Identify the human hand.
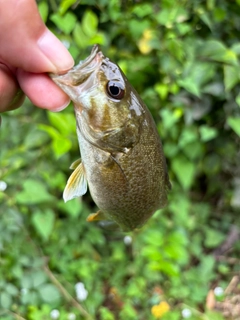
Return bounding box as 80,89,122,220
0,0,74,112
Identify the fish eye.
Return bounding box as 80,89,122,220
107,81,125,100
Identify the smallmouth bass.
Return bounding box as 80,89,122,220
50,45,171,231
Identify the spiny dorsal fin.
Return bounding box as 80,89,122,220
63,161,87,202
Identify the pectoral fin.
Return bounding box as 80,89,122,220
87,210,107,222
63,161,87,202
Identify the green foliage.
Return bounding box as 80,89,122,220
1,0,240,319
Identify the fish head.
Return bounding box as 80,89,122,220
50,45,144,135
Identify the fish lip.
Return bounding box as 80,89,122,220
76,44,100,71
49,45,104,87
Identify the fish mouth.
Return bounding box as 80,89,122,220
49,45,103,99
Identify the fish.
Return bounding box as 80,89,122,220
50,45,171,231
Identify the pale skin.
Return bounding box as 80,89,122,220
0,0,74,112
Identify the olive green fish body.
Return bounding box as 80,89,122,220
50,46,170,231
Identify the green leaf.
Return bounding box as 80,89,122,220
160,109,181,130
21,274,33,289
99,307,115,320
199,125,218,141
236,92,240,107
73,22,89,48
38,124,60,140
151,260,180,276
183,141,203,160
24,128,49,149
179,127,198,148
52,137,72,158
167,38,184,62
231,42,240,55
200,12,213,30
21,291,39,306
170,196,190,226
204,228,225,248
50,12,77,34
57,198,83,218
0,292,12,309
32,271,47,288
16,179,54,204
178,62,216,97
205,311,225,320
154,83,169,100
227,117,240,136
59,0,77,15
172,155,196,190
129,19,150,40
131,3,152,18
38,121,73,158
176,23,191,35
47,112,76,136
82,10,98,37
5,284,18,296
38,284,61,303
199,256,215,279
155,6,188,26
155,9,170,26
178,78,200,97
163,142,179,158
224,65,239,91
144,230,164,247
198,40,238,66
88,32,107,46
119,302,138,319
38,1,49,23
32,209,55,241
213,7,226,22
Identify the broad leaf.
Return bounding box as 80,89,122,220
227,117,240,136
16,180,54,204
172,155,196,190
32,209,55,241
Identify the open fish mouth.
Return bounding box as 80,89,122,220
49,45,104,89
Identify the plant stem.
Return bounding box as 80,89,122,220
43,265,93,320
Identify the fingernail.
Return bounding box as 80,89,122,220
38,30,74,72
51,98,71,112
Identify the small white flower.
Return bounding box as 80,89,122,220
0,181,7,191
182,308,192,318
75,282,88,301
61,40,70,49
124,235,132,245
214,286,224,296
20,288,28,295
68,313,76,320
50,309,60,319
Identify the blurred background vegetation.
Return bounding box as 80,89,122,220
1,0,240,319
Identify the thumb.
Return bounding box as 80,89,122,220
0,0,74,73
